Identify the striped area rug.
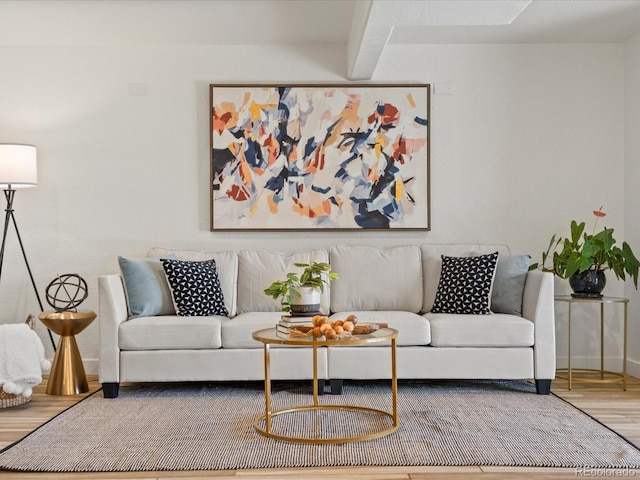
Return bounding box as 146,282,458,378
1,380,640,472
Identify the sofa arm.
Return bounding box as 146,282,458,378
98,275,128,384
522,270,555,380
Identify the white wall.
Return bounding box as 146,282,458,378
0,42,629,376
625,32,640,378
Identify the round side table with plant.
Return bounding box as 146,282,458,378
530,207,640,297
264,262,339,315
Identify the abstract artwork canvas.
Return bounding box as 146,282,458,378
210,84,430,230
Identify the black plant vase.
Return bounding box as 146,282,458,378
569,269,606,298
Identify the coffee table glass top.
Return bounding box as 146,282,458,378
252,327,397,346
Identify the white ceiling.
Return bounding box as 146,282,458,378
2,0,640,79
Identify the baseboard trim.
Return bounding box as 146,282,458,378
83,359,99,375
556,355,640,379
627,359,640,379
73,357,640,380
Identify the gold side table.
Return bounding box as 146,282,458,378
252,327,399,444
38,310,96,395
555,295,628,390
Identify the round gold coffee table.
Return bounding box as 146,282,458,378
252,327,398,444
39,310,96,395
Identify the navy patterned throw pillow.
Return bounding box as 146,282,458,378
431,252,499,315
161,259,228,317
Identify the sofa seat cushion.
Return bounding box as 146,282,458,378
221,312,285,349
119,316,223,350
330,311,430,346
425,313,533,347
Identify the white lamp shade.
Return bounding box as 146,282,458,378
0,144,38,188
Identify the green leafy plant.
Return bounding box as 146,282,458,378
530,208,640,288
263,262,340,312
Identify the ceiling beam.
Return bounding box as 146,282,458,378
346,0,531,81
347,0,393,81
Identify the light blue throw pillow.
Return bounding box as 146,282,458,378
118,255,176,318
491,254,531,316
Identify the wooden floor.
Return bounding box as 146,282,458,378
1,374,640,479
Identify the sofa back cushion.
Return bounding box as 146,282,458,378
421,244,510,313
237,249,330,314
147,248,238,317
330,245,423,313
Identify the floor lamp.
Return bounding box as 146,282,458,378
0,144,55,350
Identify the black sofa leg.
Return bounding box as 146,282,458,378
317,379,325,395
535,379,551,395
330,379,343,395
102,382,120,398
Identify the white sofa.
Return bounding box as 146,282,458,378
98,244,555,398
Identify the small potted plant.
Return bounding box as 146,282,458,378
264,262,339,314
530,208,640,297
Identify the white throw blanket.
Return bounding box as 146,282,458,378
0,323,51,397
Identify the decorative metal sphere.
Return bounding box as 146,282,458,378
45,274,88,312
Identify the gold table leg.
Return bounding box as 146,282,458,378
623,302,628,391
392,337,398,427
568,302,572,390
312,344,318,406
600,303,605,380
263,343,271,434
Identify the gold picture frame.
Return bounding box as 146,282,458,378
210,84,430,231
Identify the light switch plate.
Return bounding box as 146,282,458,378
434,83,452,95
128,83,149,96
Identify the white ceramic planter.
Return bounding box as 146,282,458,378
290,286,321,315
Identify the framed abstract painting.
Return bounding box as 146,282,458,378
210,84,430,231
